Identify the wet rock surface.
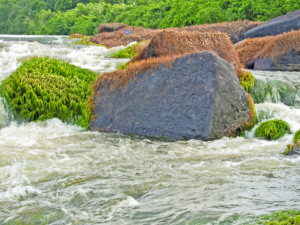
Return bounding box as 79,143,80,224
245,10,300,38
90,51,250,140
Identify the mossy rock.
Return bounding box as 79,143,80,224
71,36,106,47
69,33,84,39
110,42,144,59
258,210,300,225
239,70,255,94
293,129,300,144
255,119,291,140
0,57,99,128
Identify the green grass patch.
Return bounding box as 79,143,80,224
254,119,291,140
239,70,255,94
71,36,106,47
0,57,99,128
293,130,300,144
258,210,300,225
110,42,140,59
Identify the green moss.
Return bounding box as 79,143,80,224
110,42,140,59
239,70,255,94
71,36,106,47
258,210,300,225
0,57,98,129
254,119,291,140
117,62,130,70
283,144,294,155
293,130,300,144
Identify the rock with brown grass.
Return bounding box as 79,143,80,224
97,23,128,34
69,33,84,39
133,30,243,77
89,51,250,140
245,9,300,39
90,20,261,48
236,30,300,70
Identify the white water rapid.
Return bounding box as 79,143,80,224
0,35,300,225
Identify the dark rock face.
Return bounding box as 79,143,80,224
245,10,300,38
254,50,300,71
89,52,250,140
97,23,128,34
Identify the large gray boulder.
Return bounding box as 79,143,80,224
89,51,250,140
245,10,300,39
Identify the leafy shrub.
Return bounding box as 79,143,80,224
0,57,98,128
254,119,291,140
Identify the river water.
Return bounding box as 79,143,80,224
0,35,300,225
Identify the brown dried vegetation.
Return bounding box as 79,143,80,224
93,55,178,95
133,30,243,78
90,20,262,48
235,37,272,65
69,33,84,39
236,30,300,66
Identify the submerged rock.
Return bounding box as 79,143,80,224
90,51,250,140
245,9,300,38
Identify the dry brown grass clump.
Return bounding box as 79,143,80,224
235,36,274,66
133,30,243,77
172,20,262,43
90,20,262,47
93,55,178,95
256,30,300,60
236,30,300,67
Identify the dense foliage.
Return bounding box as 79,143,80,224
255,119,291,140
0,57,98,128
0,0,299,35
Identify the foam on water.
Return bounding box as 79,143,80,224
1,37,300,224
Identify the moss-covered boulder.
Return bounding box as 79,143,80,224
0,57,98,128
255,119,290,140
258,210,300,224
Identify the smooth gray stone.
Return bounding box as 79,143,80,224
254,50,300,71
90,51,250,140
245,10,300,38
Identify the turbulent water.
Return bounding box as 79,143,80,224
1,35,300,225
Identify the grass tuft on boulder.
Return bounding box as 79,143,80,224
293,130,300,144
0,57,98,128
239,70,255,94
255,119,291,140
258,210,300,225
69,33,84,39
110,42,147,59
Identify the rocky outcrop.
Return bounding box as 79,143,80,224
69,33,84,39
89,51,250,140
235,30,300,71
245,10,300,39
90,26,160,48
90,20,262,47
133,30,243,77
97,23,128,34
